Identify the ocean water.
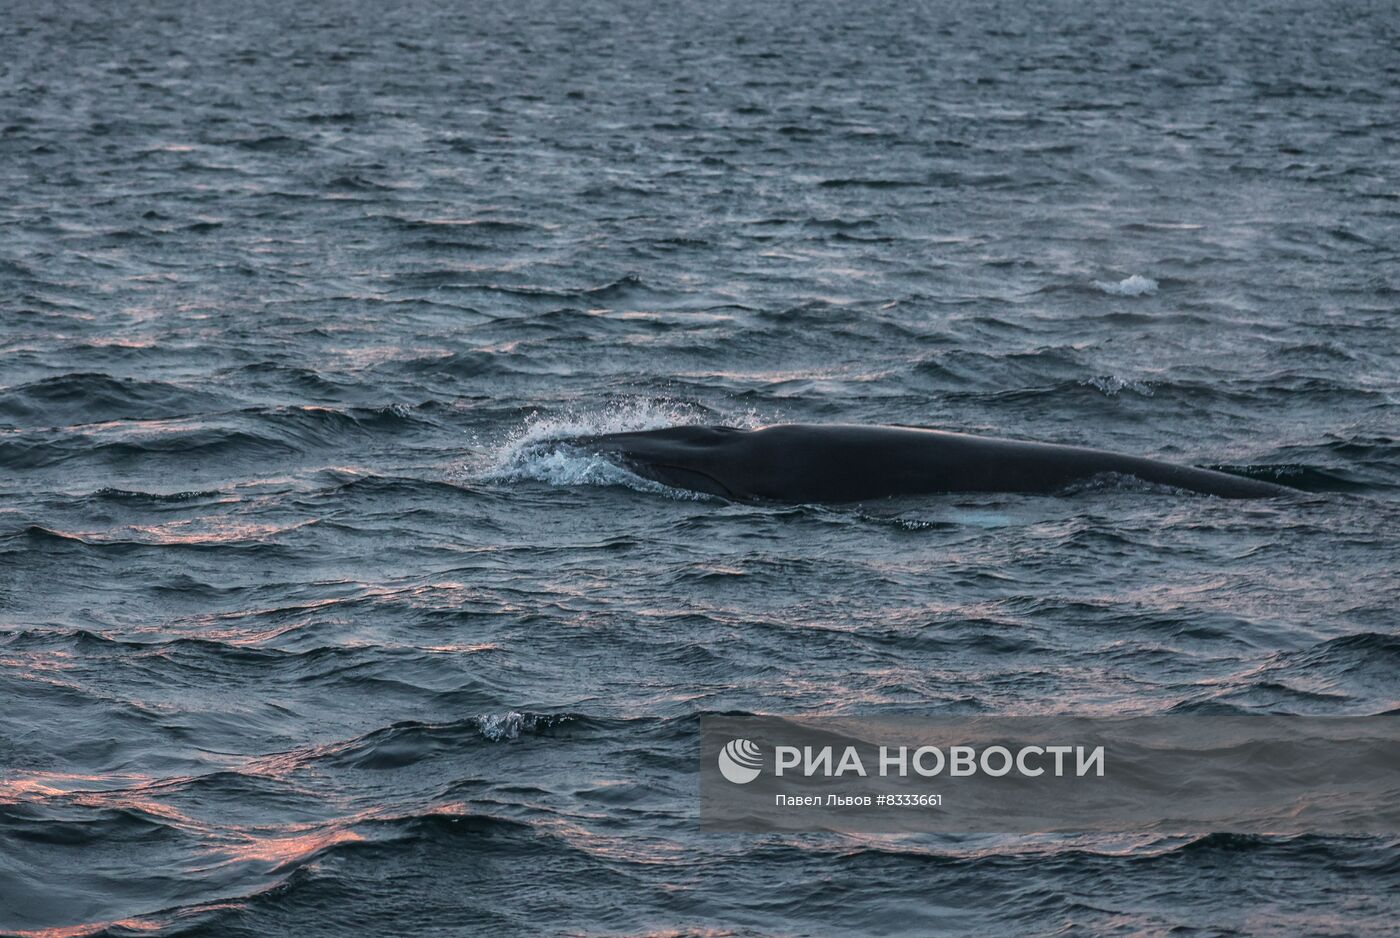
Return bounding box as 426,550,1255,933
2,0,1398,934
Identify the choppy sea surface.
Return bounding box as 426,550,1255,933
2,0,1398,934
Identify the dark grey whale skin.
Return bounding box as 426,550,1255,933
572,424,1295,502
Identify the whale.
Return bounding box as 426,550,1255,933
567,424,1294,502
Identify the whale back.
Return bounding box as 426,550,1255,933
570,424,1294,502
570,425,746,498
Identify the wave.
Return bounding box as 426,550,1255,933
327,711,587,770
371,349,531,380
0,797,541,936
299,112,360,125
817,177,925,189
936,372,1390,422
87,487,226,505
376,214,539,234
912,347,1089,389
1253,633,1400,705
306,472,481,503
17,524,306,557
0,405,433,469
1166,631,1400,715
218,133,308,152
386,272,657,304
412,236,495,252
0,373,229,426
0,428,302,470
219,362,353,397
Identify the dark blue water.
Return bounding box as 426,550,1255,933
2,0,1398,934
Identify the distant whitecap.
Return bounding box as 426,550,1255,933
1093,274,1159,296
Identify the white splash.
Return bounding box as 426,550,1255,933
476,711,520,741
1083,374,1154,396
475,399,759,498
1093,274,1158,296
